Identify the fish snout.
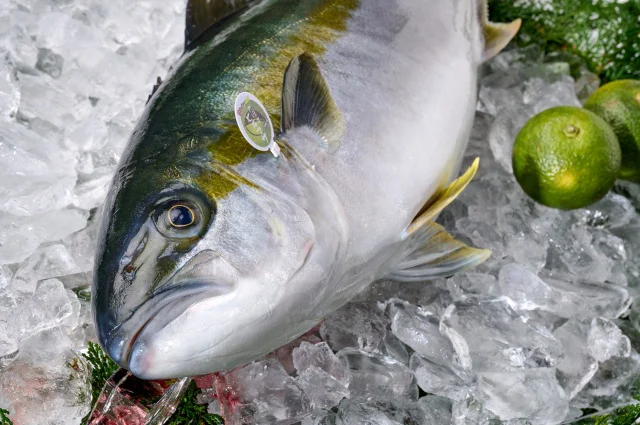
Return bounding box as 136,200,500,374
95,250,238,376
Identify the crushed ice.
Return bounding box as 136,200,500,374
1,2,640,425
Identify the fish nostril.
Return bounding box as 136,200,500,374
122,263,136,281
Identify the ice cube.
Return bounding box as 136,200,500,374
588,317,631,363
574,353,640,410
337,348,418,403
417,395,453,424
35,48,64,78
357,279,449,310
523,75,581,113
486,104,532,173
297,366,350,410
545,222,614,283
267,331,322,375
410,353,477,401
441,297,564,371
7,24,39,70
0,328,91,425
553,319,599,399
380,331,409,365
477,368,569,424
574,69,600,102
14,278,79,341
0,51,20,120
293,341,350,387
18,71,82,129
446,273,500,301
217,359,312,424
389,300,455,366
485,45,544,74
335,400,425,425
301,410,337,425
74,172,112,211
498,264,629,319
574,193,635,229
452,396,500,425
0,121,77,216
456,218,506,259
11,244,80,297
320,302,386,352
61,219,99,276
0,207,88,265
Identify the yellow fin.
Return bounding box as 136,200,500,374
405,158,480,238
389,220,491,281
483,19,522,62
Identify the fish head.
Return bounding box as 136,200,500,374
92,129,347,379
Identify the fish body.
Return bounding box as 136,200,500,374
93,0,519,379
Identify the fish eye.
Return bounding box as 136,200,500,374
153,198,209,239
168,204,195,228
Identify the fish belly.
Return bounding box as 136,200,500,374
295,0,483,267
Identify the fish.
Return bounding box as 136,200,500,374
92,0,520,379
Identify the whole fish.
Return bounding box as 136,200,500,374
93,0,520,379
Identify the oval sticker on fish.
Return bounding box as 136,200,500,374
234,92,280,157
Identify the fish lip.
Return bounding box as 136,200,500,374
116,282,212,370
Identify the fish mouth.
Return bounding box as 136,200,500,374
104,250,239,372
106,282,214,371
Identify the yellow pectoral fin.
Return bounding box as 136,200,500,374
405,157,479,237
390,220,491,281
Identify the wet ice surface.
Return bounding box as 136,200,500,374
2,2,640,425
0,0,185,423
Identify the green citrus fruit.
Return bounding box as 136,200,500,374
584,79,640,182
512,106,621,210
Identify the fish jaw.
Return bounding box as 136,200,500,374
98,250,239,371
125,276,321,379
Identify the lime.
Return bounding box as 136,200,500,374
584,80,640,182
512,106,621,210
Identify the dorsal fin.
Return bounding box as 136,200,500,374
281,53,345,153
477,0,521,61
185,0,252,49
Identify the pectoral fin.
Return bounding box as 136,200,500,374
389,221,491,281
389,158,490,281
281,53,345,152
478,0,521,61
405,158,479,237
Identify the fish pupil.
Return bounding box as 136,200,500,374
168,205,194,227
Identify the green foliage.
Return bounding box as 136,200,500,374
594,398,640,425
488,0,640,82
573,396,640,425
0,408,13,425
168,381,224,425
80,342,224,424
82,341,120,410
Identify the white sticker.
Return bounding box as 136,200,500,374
234,92,280,157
